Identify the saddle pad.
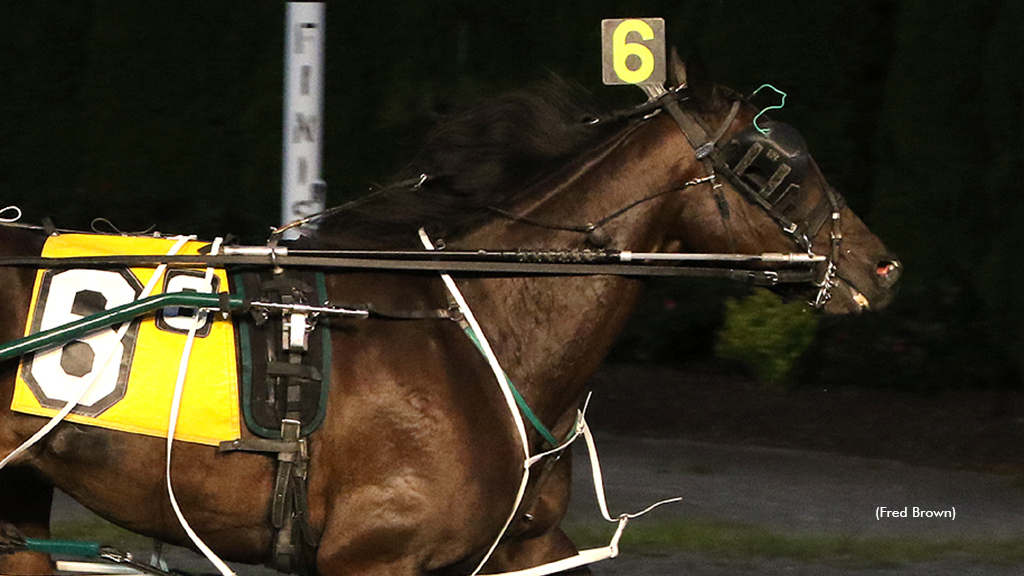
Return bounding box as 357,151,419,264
11,234,240,446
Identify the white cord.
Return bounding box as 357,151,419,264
417,229,530,454
415,229,681,576
163,237,236,576
0,205,22,223
0,236,192,471
417,230,532,575
479,420,682,576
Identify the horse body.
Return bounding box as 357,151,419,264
1,58,899,576
306,117,685,575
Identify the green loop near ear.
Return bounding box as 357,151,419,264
752,84,787,135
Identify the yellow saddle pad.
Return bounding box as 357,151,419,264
11,234,240,445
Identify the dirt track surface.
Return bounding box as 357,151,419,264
47,363,1024,575
564,434,1024,576
49,433,1024,575
567,435,1023,539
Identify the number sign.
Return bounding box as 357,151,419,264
601,18,666,86
20,269,143,415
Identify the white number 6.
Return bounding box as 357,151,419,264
20,269,142,416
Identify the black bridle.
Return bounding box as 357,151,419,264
652,84,845,307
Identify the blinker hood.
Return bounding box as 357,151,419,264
714,121,810,209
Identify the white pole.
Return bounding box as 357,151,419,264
282,2,326,239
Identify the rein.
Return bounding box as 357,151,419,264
486,174,716,248
463,84,846,307
0,86,846,303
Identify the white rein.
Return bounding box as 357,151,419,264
418,229,680,576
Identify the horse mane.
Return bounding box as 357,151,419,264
306,80,619,248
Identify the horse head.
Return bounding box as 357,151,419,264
653,52,901,314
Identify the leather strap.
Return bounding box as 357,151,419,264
0,253,820,286
267,361,323,381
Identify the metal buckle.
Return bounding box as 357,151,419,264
812,261,837,308
283,312,311,352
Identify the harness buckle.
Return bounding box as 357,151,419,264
812,261,838,308
694,142,714,159
283,312,311,352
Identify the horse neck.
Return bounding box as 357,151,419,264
0,227,45,340
450,117,699,436
0,226,46,431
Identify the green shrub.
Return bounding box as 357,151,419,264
715,289,819,388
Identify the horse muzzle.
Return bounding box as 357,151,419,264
825,254,902,314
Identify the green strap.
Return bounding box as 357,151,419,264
460,325,560,447
0,292,245,363
24,537,102,557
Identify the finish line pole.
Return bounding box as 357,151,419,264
282,2,326,239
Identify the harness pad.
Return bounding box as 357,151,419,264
232,269,332,439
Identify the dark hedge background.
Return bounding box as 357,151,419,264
1,1,1021,390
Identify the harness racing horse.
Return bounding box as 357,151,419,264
0,56,900,576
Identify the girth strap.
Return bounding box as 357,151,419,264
219,419,319,573
221,270,330,574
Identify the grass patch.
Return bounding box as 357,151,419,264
51,518,152,550
564,517,1024,568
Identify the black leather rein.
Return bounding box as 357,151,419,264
0,250,818,287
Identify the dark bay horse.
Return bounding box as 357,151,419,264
0,57,899,575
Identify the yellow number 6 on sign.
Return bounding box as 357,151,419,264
602,18,666,85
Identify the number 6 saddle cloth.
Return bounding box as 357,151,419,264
11,234,241,446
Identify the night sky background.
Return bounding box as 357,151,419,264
1,1,1022,391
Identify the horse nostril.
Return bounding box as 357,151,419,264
875,259,902,287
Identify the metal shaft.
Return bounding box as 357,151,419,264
0,293,243,363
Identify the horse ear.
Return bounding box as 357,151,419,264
669,47,716,111
667,47,688,87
